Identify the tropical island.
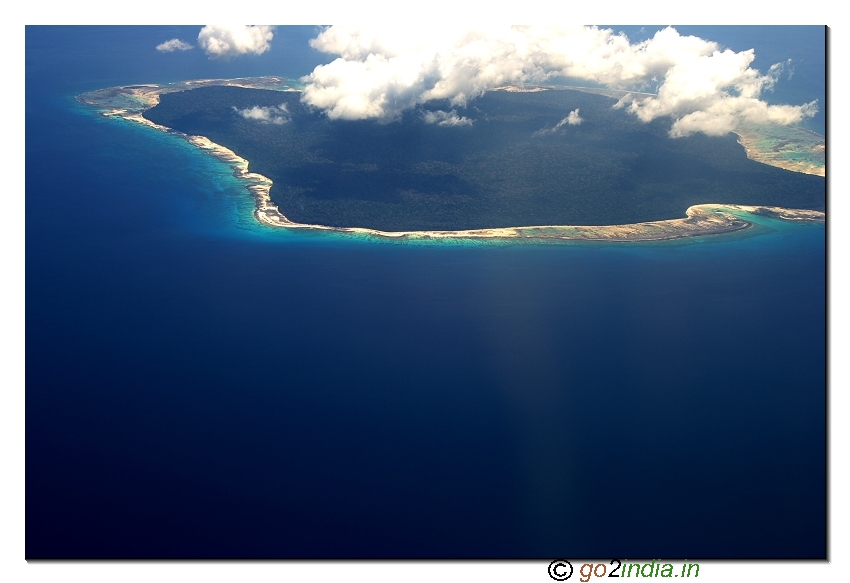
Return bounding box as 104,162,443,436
79,77,825,241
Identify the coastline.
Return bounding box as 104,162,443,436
735,127,826,177
78,78,826,243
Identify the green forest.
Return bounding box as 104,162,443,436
144,86,825,231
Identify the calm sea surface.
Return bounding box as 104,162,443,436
25,27,825,558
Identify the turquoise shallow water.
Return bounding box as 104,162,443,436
91,99,822,253
27,28,826,559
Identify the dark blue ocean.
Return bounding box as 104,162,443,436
25,27,825,559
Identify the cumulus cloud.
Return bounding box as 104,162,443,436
156,39,193,52
300,25,816,137
233,104,290,124
198,25,274,59
559,108,583,126
534,108,583,136
668,98,817,138
422,109,473,126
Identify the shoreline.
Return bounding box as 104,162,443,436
78,78,826,243
735,129,826,178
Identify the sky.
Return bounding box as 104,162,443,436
8,4,847,583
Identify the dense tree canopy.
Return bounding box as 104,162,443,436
145,86,825,231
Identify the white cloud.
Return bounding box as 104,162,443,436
622,47,814,135
422,109,473,126
559,108,582,127
300,25,816,137
534,108,583,136
156,39,193,52
198,25,274,59
769,58,795,82
233,104,290,125
668,98,817,138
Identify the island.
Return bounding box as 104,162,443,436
78,77,825,241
